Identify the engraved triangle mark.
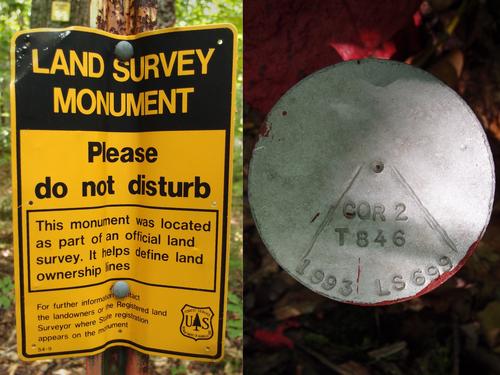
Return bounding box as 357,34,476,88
300,163,458,260
390,166,457,253
301,164,364,259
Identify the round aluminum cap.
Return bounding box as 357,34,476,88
248,59,495,305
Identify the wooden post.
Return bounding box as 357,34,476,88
86,0,158,374
92,0,157,34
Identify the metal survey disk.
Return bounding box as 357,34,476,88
248,59,495,305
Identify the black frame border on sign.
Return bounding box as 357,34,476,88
12,24,236,361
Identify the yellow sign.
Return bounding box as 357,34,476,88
51,1,71,22
11,25,237,361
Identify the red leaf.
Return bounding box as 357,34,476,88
253,320,300,349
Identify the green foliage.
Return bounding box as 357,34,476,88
170,364,187,375
0,196,11,221
229,205,243,339
0,275,14,309
176,0,241,27
0,0,30,157
229,237,242,274
229,205,242,278
226,291,242,339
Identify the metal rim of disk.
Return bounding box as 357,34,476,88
248,59,495,305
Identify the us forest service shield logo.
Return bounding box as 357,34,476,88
180,304,214,340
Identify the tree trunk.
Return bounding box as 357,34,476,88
93,0,160,34
157,0,175,28
87,2,167,373
30,0,171,32
30,0,90,28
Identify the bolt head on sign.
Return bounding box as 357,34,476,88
112,280,130,298
114,41,134,61
248,59,495,305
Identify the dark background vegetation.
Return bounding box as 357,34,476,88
244,1,500,374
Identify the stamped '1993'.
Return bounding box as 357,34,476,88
295,255,453,299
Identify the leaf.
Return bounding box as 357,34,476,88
0,275,13,309
368,341,407,360
228,291,241,304
227,292,243,314
170,364,187,375
0,295,11,309
227,319,242,339
478,301,500,351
